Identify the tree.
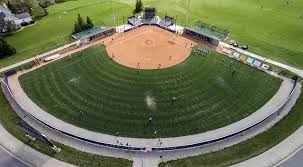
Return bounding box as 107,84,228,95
134,0,144,14
0,18,18,33
86,16,94,29
138,0,144,12
6,20,18,32
77,13,85,30
73,21,81,34
0,38,16,59
73,14,85,34
7,1,18,14
72,14,95,34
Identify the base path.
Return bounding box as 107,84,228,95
106,25,198,69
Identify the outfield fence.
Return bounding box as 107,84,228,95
0,74,298,152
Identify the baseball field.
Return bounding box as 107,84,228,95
2,0,303,68
107,26,198,69
19,44,281,138
0,0,302,166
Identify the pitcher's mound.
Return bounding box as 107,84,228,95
106,26,197,69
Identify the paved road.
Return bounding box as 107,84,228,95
0,145,29,167
279,147,303,167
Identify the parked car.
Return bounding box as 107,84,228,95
229,41,239,47
242,45,248,50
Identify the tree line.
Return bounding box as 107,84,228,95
73,14,94,34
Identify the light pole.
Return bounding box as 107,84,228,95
185,0,191,27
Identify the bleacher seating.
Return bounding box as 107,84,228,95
159,16,174,27
128,16,142,26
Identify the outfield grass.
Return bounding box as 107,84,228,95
2,0,303,68
19,45,281,138
159,90,303,167
0,88,132,167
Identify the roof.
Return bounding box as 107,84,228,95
16,13,31,19
0,5,11,14
144,7,156,11
0,12,5,20
72,27,114,40
0,11,18,21
187,26,225,41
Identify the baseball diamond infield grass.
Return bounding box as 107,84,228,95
19,45,281,138
1,0,303,68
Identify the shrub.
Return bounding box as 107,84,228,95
0,38,16,59
21,22,29,26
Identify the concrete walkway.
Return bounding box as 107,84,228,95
4,70,300,167
225,43,303,78
232,126,303,167
0,41,78,74
224,44,303,167
3,81,300,167
0,145,29,167
0,123,75,167
279,143,303,167
7,73,293,148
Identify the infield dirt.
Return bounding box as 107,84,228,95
106,25,198,69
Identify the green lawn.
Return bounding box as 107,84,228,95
0,87,132,167
2,0,303,68
19,45,281,138
159,90,303,167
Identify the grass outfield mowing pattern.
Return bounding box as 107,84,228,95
0,89,132,167
159,91,303,167
19,45,281,138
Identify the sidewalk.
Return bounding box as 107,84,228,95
0,123,75,167
231,126,303,167
0,145,29,167
279,144,303,167
222,42,303,78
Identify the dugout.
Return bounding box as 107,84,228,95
72,27,116,44
183,27,225,46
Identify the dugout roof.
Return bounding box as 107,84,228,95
188,26,225,41
72,27,114,40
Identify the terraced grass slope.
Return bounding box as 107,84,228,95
19,45,281,138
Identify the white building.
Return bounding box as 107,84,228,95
16,13,32,24
0,4,33,32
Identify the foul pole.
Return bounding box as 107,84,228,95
185,0,191,27
123,16,125,31
112,7,116,26
175,15,177,30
